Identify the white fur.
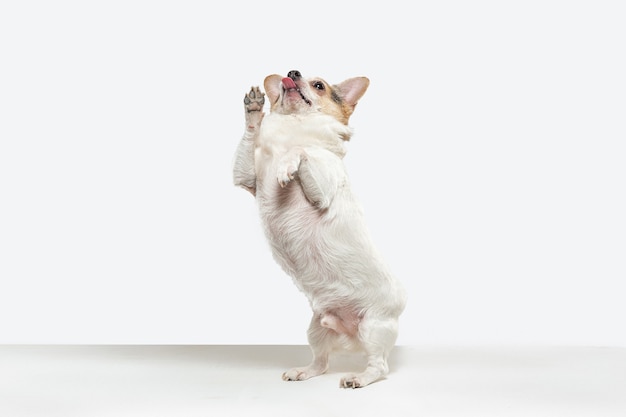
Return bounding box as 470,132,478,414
233,75,406,388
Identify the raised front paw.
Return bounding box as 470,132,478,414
244,86,265,127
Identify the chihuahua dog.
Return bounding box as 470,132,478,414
233,70,406,388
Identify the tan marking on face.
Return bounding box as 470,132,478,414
262,72,370,128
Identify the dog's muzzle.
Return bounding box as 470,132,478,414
283,70,311,105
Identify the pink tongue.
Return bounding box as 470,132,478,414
282,77,297,89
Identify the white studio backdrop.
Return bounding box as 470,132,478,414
1,1,624,346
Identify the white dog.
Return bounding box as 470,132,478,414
233,70,406,388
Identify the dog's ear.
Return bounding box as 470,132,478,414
264,74,283,109
336,77,370,108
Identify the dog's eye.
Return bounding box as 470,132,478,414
313,81,325,90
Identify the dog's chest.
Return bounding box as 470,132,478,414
253,113,347,175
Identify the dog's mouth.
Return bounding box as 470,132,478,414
282,77,312,106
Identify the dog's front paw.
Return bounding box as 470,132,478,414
277,165,298,188
277,154,301,188
244,86,265,128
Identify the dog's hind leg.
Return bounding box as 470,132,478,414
339,315,399,388
282,314,334,382
233,86,264,196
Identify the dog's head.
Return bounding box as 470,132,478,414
264,70,369,126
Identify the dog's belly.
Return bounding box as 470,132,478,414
257,181,332,281
256,178,404,317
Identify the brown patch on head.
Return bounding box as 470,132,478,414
314,77,370,125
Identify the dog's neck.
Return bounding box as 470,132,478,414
259,112,352,158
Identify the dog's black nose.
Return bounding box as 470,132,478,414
287,70,302,81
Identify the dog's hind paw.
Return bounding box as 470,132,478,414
340,369,385,389
282,369,308,381
244,86,265,127
283,363,326,381
340,374,363,389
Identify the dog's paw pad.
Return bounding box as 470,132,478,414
244,87,265,127
244,86,265,112
340,375,362,389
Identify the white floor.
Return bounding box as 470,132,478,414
1,345,625,417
